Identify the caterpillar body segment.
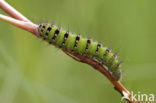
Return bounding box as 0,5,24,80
38,23,122,81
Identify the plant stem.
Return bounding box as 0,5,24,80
0,0,30,22
0,14,37,35
0,0,141,103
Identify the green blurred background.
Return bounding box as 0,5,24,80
0,0,156,103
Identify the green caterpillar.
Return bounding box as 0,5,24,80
38,23,122,81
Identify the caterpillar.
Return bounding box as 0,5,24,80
37,23,122,81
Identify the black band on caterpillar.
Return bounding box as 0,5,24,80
85,39,91,51
52,27,60,41
96,43,101,54
39,23,47,36
45,24,53,37
74,34,80,48
62,31,69,46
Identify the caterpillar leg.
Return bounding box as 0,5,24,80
63,49,81,61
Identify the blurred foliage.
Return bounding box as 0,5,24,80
0,0,156,103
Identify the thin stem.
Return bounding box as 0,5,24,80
0,0,141,103
0,0,30,22
0,14,37,35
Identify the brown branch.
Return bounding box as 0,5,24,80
63,49,140,103
0,0,141,103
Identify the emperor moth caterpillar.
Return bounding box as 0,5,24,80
38,23,122,81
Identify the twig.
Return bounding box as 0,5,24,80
0,14,37,35
0,0,30,22
0,0,141,103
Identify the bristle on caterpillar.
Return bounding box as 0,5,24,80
37,23,122,81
